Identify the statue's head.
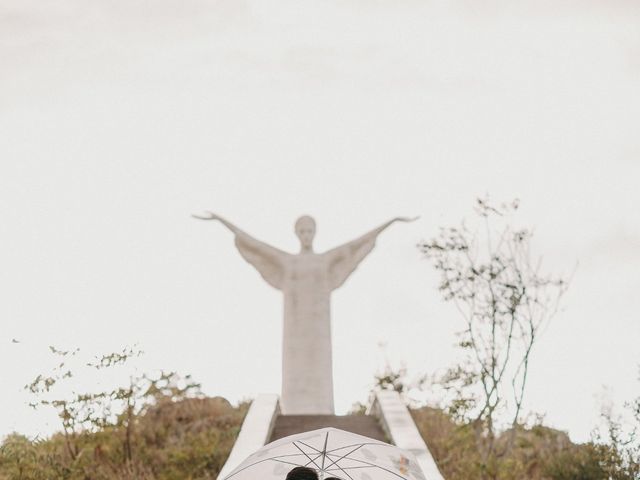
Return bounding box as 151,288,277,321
294,215,316,250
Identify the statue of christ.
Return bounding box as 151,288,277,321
193,212,416,415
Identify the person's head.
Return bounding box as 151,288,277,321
286,466,318,480
294,215,316,251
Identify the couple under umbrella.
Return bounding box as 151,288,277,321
221,427,427,480
287,466,340,480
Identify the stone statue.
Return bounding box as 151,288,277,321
193,212,416,415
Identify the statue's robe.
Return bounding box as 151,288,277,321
234,231,376,414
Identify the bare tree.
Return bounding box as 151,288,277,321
419,198,569,478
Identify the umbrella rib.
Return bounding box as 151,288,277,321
326,442,387,454
329,461,355,480
328,457,410,480
298,441,322,454
323,444,364,470
272,459,315,468
293,441,322,470
321,431,329,471
222,458,273,479
304,452,324,469
271,453,316,459
326,465,373,470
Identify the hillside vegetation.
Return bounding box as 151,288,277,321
0,396,247,480
2,396,637,480
412,406,638,480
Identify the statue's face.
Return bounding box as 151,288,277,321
295,216,316,249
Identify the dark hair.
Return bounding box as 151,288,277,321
286,467,318,480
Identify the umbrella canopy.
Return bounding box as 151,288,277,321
222,427,427,480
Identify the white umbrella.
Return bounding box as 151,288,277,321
222,427,427,480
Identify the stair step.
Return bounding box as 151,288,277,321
269,415,387,443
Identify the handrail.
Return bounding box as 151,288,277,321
369,390,445,480
217,394,280,480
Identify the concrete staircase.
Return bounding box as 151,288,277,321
216,393,445,480
269,414,387,442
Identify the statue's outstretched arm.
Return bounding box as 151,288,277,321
192,211,287,254
192,211,243,235
192,212,289,291
324,216,418,290
344,216,419,254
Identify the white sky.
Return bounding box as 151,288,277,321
1,0,639,443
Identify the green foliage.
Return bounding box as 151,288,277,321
374,364,409,395
0,434,44,480
411,406,634,480
587,388,640,480
0,397,247,480
0,346,247,480
541,443,609,480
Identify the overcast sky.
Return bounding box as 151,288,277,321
1,0,639,444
